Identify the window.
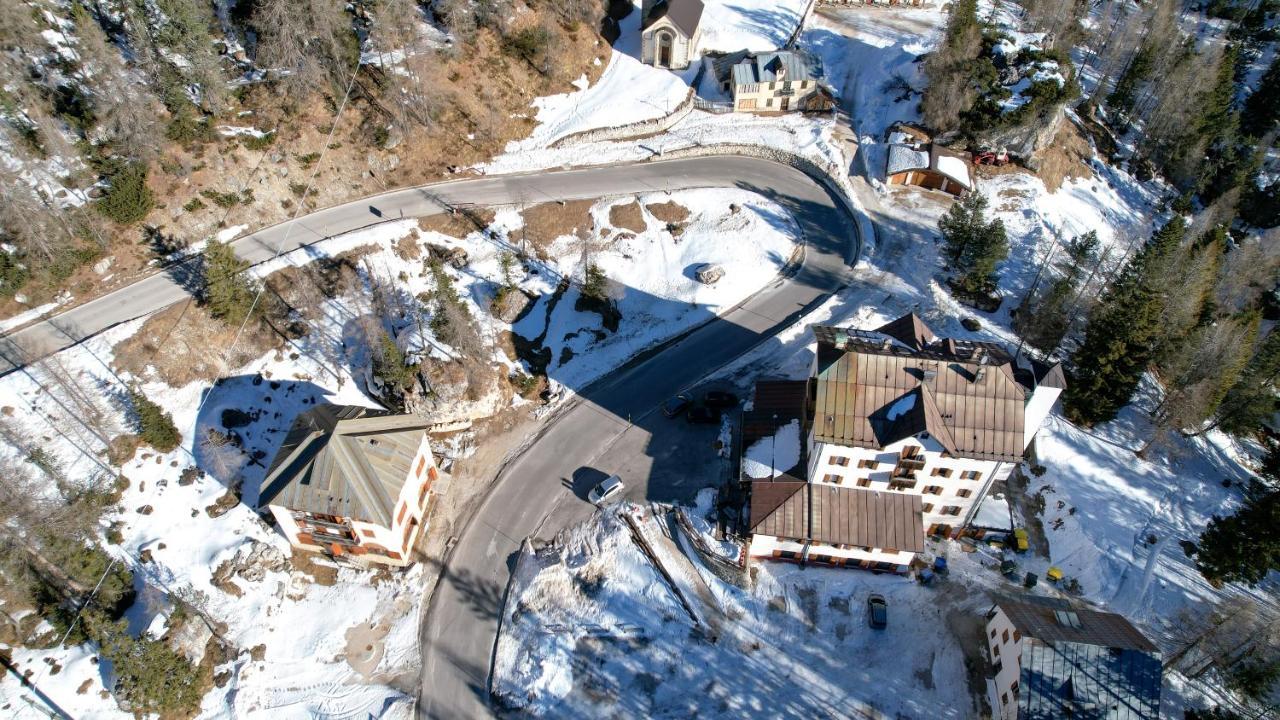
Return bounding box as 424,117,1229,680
830,456,850,467
1001,693,1008,706
428,466,438,482
418,480,431,508
360,529,375,538
396,503,407,525
922,503,934,513
1010,680,1019,694
992,643,1000,657
769,82,776,91
930,467,953,477
822,473,841,483
990,628,998,639
942,506,962,516
766,98,774,107
960,470,982,480
782,81,793,92
415,456,426,478
857,478,871,487
956,489,973,498
402,517,419,549
1013,630,1021,642
923,485,943,495
739,98,757,110
858,459,879,469
1002,629,1010,643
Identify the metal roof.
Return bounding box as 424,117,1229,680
997,595,1159,653
731,51,820,87
810,316,1027,462
257,405,433,526
887,142,930,176
749,482,925,552
642,0,704,36
997,596,1162,719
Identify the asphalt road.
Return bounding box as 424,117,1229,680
0,156,824,372
0,154,860,717
416,157,860,718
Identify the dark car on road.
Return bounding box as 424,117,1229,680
662,393,693,417
702,390,739,408
686,406,722,424
867,594,888,629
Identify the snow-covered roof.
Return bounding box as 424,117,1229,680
741,419,801,479
886,142,930,176
933,152,973,190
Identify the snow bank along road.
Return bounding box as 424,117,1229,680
0,155,861,714
417,158,860,718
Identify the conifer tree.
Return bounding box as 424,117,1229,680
127,386,181,452
1107,43,1155,117
938,192,1008,296
1064,218,1186,425
1241,53,1280,139
202,239,259,326
1196,483,1280,587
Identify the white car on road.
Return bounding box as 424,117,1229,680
588,475,625,505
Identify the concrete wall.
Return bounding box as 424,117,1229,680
985,605,1025,719
748,533,914,569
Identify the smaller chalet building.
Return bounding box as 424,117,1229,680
986,595,1162,719
727,51,833,113
258,405,441,567
641,0,704,70
886,130,975,196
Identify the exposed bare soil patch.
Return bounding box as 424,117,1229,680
644,201,691,225
417,208,495,239
1033,120,1094,192
112,302,282,386
608,201,646,233
520,200,596,254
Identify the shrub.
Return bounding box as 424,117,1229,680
87,614,204,716
128,386,181,452
183,197,206,213
504,25,553,62
294,152,321,168
0,249,29,298
47,244,102,283
241,131,276,151
200,189,242,208
97,163,155,224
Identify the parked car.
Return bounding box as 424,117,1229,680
588,475,625,505
867,593,888,629
865,591,885,625
686,406,722,424
662,393,693,417
702,390,739,408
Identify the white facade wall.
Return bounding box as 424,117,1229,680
733,79,819,112
806,433,1005,533
1022,385,1063,450
641,22,697,69
985,606,1025,720
748,534,914,569
271,435,441,568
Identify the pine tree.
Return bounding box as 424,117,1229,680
938,193,1008,296
1064,218,1186,425
202,239,259,325
582,263,608,301
1196,484,1280,587
1107,43,1155,117
1017,231,1098,352
1241,53,1280,138
127,386,181,452
1214,329,1280,435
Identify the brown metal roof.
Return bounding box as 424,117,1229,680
875,313,935,351
642,0,704,36
258,405,432,526
810,317,1027,462
749,482,925,553
996,595,1159,654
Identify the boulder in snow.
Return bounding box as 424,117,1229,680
695,263,725,285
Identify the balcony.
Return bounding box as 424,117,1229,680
888,479,917,491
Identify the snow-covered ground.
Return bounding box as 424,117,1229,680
0,185,802,718
495,505,996,718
